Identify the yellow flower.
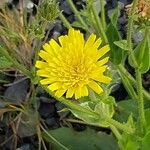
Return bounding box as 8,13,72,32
35,28,111,99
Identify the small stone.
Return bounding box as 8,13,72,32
119,0,127,5
60,1,72,15
16,144,30,150
38,102,55,118
132,30,144,43
52,31,61,40
39,96,56,103
26,1,34,9
46,117,57,127
55,102,69,118
118,15,127,25
4,77,29,103
53,22,63,33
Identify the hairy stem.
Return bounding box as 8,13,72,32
110,125,122,140
118,65,150,100
136,70,146,134
127,0,138,67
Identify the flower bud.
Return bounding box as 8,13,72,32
38,0,59,22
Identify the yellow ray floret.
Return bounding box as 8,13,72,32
35,28,112,99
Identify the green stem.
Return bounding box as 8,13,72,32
89,9,100,36
66,0,90,32
127,0,138,46
59,13,72,29
127,0,138,67
91,4,108,43
100,0,106,30
118,65,150,100
136,69,146,134
118,68,138,100
110,125,122,140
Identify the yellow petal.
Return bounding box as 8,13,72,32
88,81,103,94
68,28,75,38
93,38,102,49
49,39,61,51
40,78,56,85
38,51,50,62
75,87,81,99
97,45,110,59
58,35,68,47
35,61,48,68
81,86,88,97
93,76,112,84
85,33,96,48
37,70,50,77
97,57,109,66
55,89,67,98
90,65,107,76
43,43,53,55
66,87,75,98
48,82,62,91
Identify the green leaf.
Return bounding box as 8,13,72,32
43,127,119,150
106,22,124,64
142,130,150,150
114,100,138,123
144,109,150,131
94,103,114,127
70,96,115,128
138,37,150,73
71,21,88,31
118,133,140,150
141,109,150,149
108,3,121,27
0,56,12,69
128,31,150,73
114,40,130,51
69,102,101,126
118,115,138,150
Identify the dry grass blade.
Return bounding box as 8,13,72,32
0,6,33,68
0,108,13,116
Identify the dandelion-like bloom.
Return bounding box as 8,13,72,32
35,28,111,99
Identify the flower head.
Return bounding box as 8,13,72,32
36,28,111,99
126,0,150,26
136,0,150,20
